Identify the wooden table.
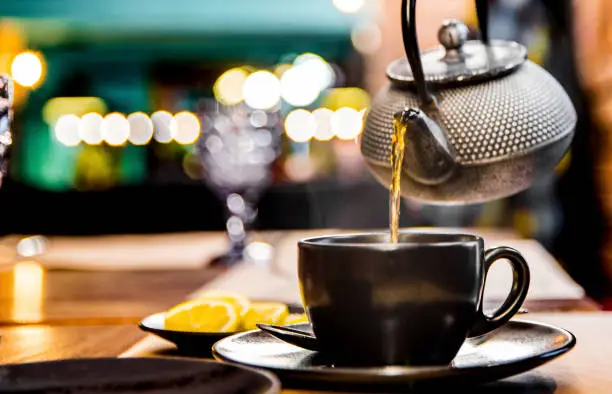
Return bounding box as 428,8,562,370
1,312,611,394
0,229,607,393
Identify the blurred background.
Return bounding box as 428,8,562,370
0,0,611,300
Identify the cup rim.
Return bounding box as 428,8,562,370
299,230,484,249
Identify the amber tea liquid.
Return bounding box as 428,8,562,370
390,115,408,244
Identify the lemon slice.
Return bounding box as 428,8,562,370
196,290,251,318
283,313,309,325
242,302,289,330
164,299,239,333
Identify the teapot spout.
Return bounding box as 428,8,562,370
394,108,456,185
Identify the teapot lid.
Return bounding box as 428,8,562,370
387,20,527,89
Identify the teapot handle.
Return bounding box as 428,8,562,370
475,0,489,45
401,0,489,105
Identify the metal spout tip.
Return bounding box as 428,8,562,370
394,108,421,124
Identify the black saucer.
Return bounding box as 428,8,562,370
212,319,575,390
0,357,280,393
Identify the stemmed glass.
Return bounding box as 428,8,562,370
195,100,282,266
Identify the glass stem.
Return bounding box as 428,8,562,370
240,199,258,245
223,193,257,264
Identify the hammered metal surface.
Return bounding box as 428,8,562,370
362,60,576,166
364,131,573,204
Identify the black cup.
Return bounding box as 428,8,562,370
298,231,530,366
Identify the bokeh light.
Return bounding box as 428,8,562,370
351,23,382,55
12,260,44,324
54,114,81,147
249,110,268,128
242,71,281,110
331,107,363,140
16,235,47,258
213,67,249,106
293,53,335,92
274,63,292,78
11,51,44,88
284,154,318,182
285,109,316,143
151,110,174,143
182,152,204,180
101,112,130,146
170,111,201,145
205,134,223,154
332,0,366,14
42,97,107,125
127,112,154,145
78,112,104,145
280,65,322,107
313,108,335,141
322,87,370,111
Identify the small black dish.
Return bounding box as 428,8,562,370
139,313,231,357
139,304,303,357
0,357,280,393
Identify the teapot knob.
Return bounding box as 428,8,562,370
438,20,469,62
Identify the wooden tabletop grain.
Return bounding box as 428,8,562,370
0,325,143,363
0,229,607,393
0,264,227,325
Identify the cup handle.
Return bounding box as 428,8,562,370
467,247,530,337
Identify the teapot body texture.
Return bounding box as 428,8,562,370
360,1,577,204
361,60,576,204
